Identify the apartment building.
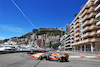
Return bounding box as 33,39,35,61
65,34,73,50
68,0,100,52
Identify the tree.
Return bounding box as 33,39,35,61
74,13,78,17
52,43,61,49
81,5,84,9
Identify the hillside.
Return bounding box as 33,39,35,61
10,28,65,39
33,28,65,36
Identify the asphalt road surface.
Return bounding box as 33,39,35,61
0,52,100,67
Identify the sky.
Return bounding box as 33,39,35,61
0,0,87,40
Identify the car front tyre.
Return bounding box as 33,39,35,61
39,56,42,60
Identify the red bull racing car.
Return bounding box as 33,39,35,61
38,53,69,62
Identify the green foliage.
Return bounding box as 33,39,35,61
35,29,65,36
52,43,61,49
32,29,38,33
81,5,84,9
19,28,65,38
74,13,78,17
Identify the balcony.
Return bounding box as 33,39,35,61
94,0,100,4
67,37,70,40
66,40,70,43
81,20,90,27
75,28,80,32
81,15,89,22
97,29,100,34
82,32,91,38
82,18,98,27
90,25,99,30
82,31,97,38
70,26,74,29
82,25,99,33
91,31,98,36
91,38,100,42
75,23,79,28
87,1,94,7
95,4,100,11
70,28,74,32
70,36,74,39
72,38,100,46
70,40,73,43
96,21,100,26
88,6,95,12
96,12,100,18
82,26,91,33
74,19,79,25
89,12,97,18
71,39,91,46
75,37,80,41
71,23,74,26
70,32,74,36
89,18,98,24
75,32,80,37
81,9,89,18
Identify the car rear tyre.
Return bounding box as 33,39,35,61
58,58,62,62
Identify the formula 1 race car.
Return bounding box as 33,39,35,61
38,53,69,62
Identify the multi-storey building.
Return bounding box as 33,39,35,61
65,34,72,50
68,0,100,52
65,24,70,34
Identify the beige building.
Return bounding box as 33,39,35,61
65,34,73,50
67,0,100,52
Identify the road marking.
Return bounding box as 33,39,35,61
69,56,100,58
30,53,44,57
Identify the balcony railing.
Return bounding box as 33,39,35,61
90,25,99,30
94,0,100,4
95,12,100,18
89,18,98,24
89,12,97,18
87,1,94,7
75,37,80,41
81,20,90,27
82,32,91,38
81,9,89,18
97,29,100,34
88,6,95,12
82,31,98,38
75,23,79,28
70,25,74,29
82,25,99,33
72,37,100,46
81,15,89,22
74,19,79,25
96,21,100,26
91,31,97,35
91,38,100,42
95,4,100,11
70,28,74,32
75,28,80,32
75,32,80,37
82,26,91,33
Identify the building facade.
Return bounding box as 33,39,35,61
60,35,67,50
65,24,70,34
66,0,100,52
